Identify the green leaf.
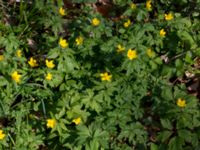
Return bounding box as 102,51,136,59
178,130,191,142
0,76,8,86
161,86,173,101
177,31,196,49
158,131,173,142
48,48,60,58
184,51,193,64
168,137,184,150
150,143,158,150
154,57,163,65
160,119,173,130
175,59,183,69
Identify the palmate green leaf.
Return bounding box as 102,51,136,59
0,33,19,53
150,143,158,150
177,30,196,49
149,60,158,70
161,86,173,101
118,122,147,145
82,91,103,113
0,76,8,86
178,130,192,143
175,59,183,70
86,139,99,150
184,51,193,64
160,119,173,130
76,125,91,144
48,48,60,59
157,131,173,143
168,137,184,150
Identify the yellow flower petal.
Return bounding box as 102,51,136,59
0,130,5,140
59,38,68,48
11,71,21,83
127,49,137,60
16,49,22,57
124,19,131,28
117,44,125,53
92,18,100,26
46,73,52,81
72,117,81,125
130,3,136,9
146,0,152,11
165,13,173,21
59,7,65,16
159,29,166,37
46,60,55,69
0,55,4,61
177,98,186,108
75,36,83,46
47,119,56,128
28,57,38,67
100,72,112,81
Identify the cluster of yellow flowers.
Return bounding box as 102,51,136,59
8,34,86,84
11,59,55,83
46,117,81,129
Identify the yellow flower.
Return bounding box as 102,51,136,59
159,29,166,37
100,72,112,81
11,71,21,83
46,73,52,81
59,38,68,48
47,119,56,128
146,0,152,11
16,49,22,57
130,3,136,9
165,13,173,21
127,49,137,60
72,117,81,125
92,18,100,26
0,130,5,140
28,57,38,67
176,98,186,108
146,48,155,58
59,7,65,16
0,55,4,61
46,60,55,69
124,19,131,28
75,36,83,46
117,44,125,52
